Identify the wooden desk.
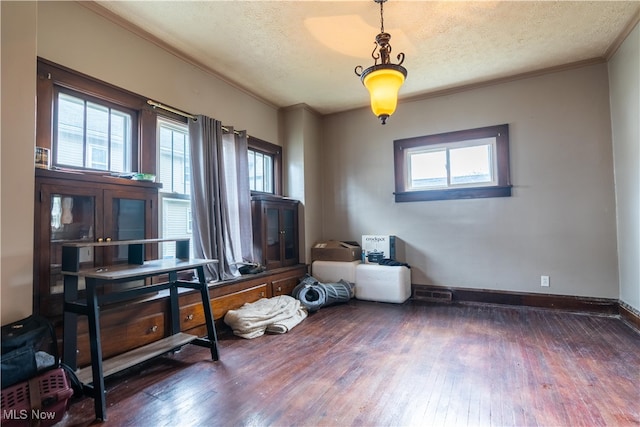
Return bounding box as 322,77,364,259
61,239,219,421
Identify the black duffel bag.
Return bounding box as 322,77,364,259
1,315,58,389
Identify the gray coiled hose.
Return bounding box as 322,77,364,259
292,274,355,312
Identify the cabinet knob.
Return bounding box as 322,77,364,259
149,325,158,333
97,238,104,242
260,291,265,297
186,314,194,321
277,286,282,292
106,237,112,242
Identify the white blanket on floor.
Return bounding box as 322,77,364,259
223,295,308,339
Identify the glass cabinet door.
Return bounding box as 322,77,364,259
110,197,146,263
265,206,282,267
103,189,156,264
35,171,160,318
251,196,299,270
41,186,101,298
282,207,296,263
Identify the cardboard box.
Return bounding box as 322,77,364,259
311,241,361,262
362,235,397,263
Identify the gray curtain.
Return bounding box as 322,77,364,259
189,116,253,281
222,127,254,264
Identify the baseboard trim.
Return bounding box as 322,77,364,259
619,301,640,331
411,284,619,315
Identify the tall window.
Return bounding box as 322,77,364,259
248,137,282,195
157,117,192,258
55,90,134,172
394,124,511,202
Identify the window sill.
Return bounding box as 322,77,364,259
394,185,512,202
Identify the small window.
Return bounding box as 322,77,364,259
248,149,273,193
394,124,511,202
157,117,192,259
55,91,134,173
406,138,497,190
248,137,282,195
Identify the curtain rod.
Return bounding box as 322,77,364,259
147,100,196,120
147,99,241,135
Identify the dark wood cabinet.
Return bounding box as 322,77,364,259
270,275,300,297
33,169,308,374
63,263,307,368
74,300,167,367
34,168,160,318
252,195,299,270
179,264,308,338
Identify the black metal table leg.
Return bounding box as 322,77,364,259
168,271,180,335
197,266,219,361
62,275,79,370
86,279,107,421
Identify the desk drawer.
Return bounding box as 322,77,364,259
211,284,268,319
271,276,298,296
180,302,206,331
76,312,165,367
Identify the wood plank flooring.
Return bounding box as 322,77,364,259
59,300,640,427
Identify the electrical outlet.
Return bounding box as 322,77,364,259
540,275,550,287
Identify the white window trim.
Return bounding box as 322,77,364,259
404,137,498,191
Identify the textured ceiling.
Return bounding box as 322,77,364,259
91,1,640,115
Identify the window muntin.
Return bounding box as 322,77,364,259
394,124,511,202
157,117,192,259
406,137,497,191
55,91,133,172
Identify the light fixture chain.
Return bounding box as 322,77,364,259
379,0,384,33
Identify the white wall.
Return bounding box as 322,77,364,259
323,63,619,299
1,2,38,324
609,23,640,312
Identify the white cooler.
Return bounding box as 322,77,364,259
355,264,411,303
311,260,361,283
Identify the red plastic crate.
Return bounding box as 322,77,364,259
1,368,73,427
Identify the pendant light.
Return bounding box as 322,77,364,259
355,0,407,125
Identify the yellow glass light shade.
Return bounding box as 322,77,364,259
362,67,406,123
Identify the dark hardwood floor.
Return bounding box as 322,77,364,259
59,300,640,427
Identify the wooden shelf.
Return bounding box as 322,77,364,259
76,332,197,384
